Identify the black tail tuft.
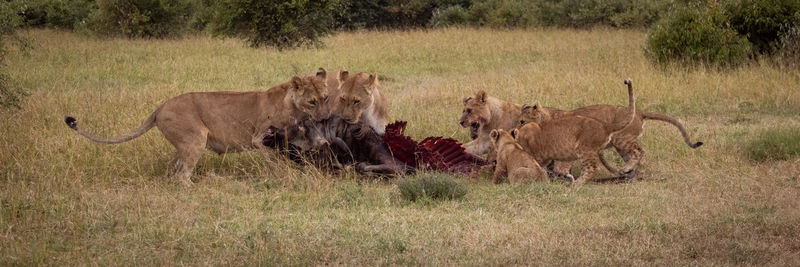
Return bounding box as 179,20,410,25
65,116,77,130
691,141,703,148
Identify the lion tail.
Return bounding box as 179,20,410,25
607,78,636,136
641,111,703,149
65,106,161,144
598,152,619,174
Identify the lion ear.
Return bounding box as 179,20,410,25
511,129,519,139
476,90,487,103
490,129,499,141
316,68,327,79
291,76,303,91
463,96,472,105
338,69,349,82
367,73,378,92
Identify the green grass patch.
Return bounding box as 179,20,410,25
397,173,467,202
746,127,800,161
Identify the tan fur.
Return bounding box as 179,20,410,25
489,129,547,184
514,79,636,186
458,90,522,157
336,71,389,135
65,69,331,186
519,93,702,177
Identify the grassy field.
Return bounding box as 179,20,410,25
2,28,800,265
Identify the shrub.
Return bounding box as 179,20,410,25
778,23,800,69
397,173,467,202
430,5,469,27
0,0,27,109
19,0,96,29
746,127,800,162
210,0,337,49
537,0,671,28
467,0,535,28
87,0,196,38
725,0,800,55
645,2,752,66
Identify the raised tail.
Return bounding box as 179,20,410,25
65,107,160,144
607,78,637,135
640,111,703,148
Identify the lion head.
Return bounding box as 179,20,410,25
459,90,492,137
290,68,330,121
337,71,379,124
490,129,519,155
518,104,549,127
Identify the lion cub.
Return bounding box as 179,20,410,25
515,79,636,186
336,71,389,135
65,68,331,186
489,129,548,184
519,87,702,177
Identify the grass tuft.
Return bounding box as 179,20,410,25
746,127,800,161
397,172,467,202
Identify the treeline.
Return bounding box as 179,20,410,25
3,0,675,46
1,0,799,65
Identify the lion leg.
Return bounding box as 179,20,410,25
573,152,599,186
164,129,208,187
492,160,507,184
552,161,574,179
619,143,644,179
508,168,529,184
464,136,490,157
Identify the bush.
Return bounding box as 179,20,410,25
397,173,467,202
210,0,337,49
645,2,752,66
537,0,671,28
18,0,96,29
467,0,535,28
335,0,470,30
778,23,800,69
430,5,469,27
86,0,196,38
725,0,800,55
0,0,27,109
746,127,800,162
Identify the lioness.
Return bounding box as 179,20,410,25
519,95,702,176
458,90,522,156
515,79,636,186
336,71,389,135
65,68,332,186
489,129,548,184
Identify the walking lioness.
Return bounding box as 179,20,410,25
65,68,332,186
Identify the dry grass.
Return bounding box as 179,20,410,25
1,28,800,265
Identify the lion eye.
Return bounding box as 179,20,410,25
339,97,345,103
520,120,525,125
353,99,360,104
308,100,316,106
